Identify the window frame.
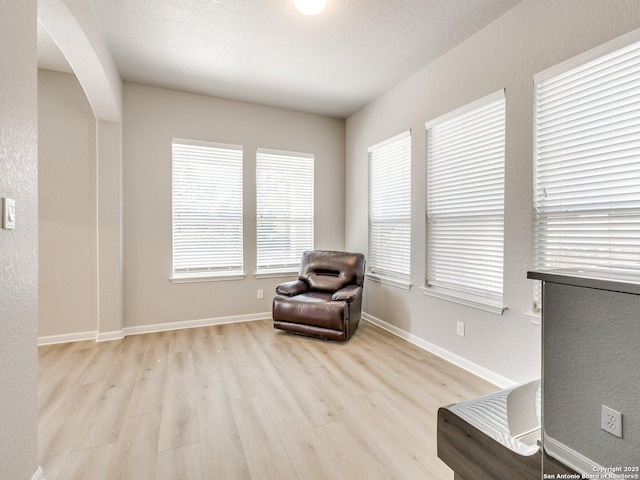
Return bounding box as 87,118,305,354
423,90,506,314
532,28,640,309
255,148,314,277
171,138,245,283
367,130,412,288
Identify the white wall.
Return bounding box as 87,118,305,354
345,0,640,384
0,1,39,478
123,83,345,328
38,69,98,338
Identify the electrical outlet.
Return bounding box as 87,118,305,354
257,289,264,299
456,321,465,337
601,405,623,438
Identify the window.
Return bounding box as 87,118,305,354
172,139,243,281
256,148,314,275
425,91,506,313
368,131,412,285
534,32,640,308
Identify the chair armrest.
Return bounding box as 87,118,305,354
332,285,362,302
276,279,309,296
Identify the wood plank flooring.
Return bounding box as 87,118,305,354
38,320,498,480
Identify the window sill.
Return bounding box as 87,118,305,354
254,270,298,279
366,273,412,290
523,311,541,325
171,273,246,284
420,286,506,315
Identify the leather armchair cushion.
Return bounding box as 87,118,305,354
273,292,346,331
299,251,365,292
305,272,344,292
276,279,309,296
332,285,362,303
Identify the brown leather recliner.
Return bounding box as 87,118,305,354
272,250,366,341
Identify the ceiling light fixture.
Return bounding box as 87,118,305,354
294,0,327,16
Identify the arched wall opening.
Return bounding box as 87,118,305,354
38,0,124,342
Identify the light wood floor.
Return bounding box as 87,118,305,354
38,319,497,480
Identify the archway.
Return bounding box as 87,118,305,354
38,0,124,340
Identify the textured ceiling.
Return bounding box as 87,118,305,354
40,0,523,118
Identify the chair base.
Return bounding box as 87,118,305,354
292,332,330,341
273,319,349,341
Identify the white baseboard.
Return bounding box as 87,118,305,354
362,312,517,389
96,329,125,342
38,312,272,346
31,466,43,480
544,434,613,478
123,312,272,337
38,331,97,346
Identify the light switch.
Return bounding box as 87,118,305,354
3,198,15,229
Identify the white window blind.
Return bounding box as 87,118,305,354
368,131,411,281
172,139,243,279
426,91,506,313
534,33,640,305
256,149,314,274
